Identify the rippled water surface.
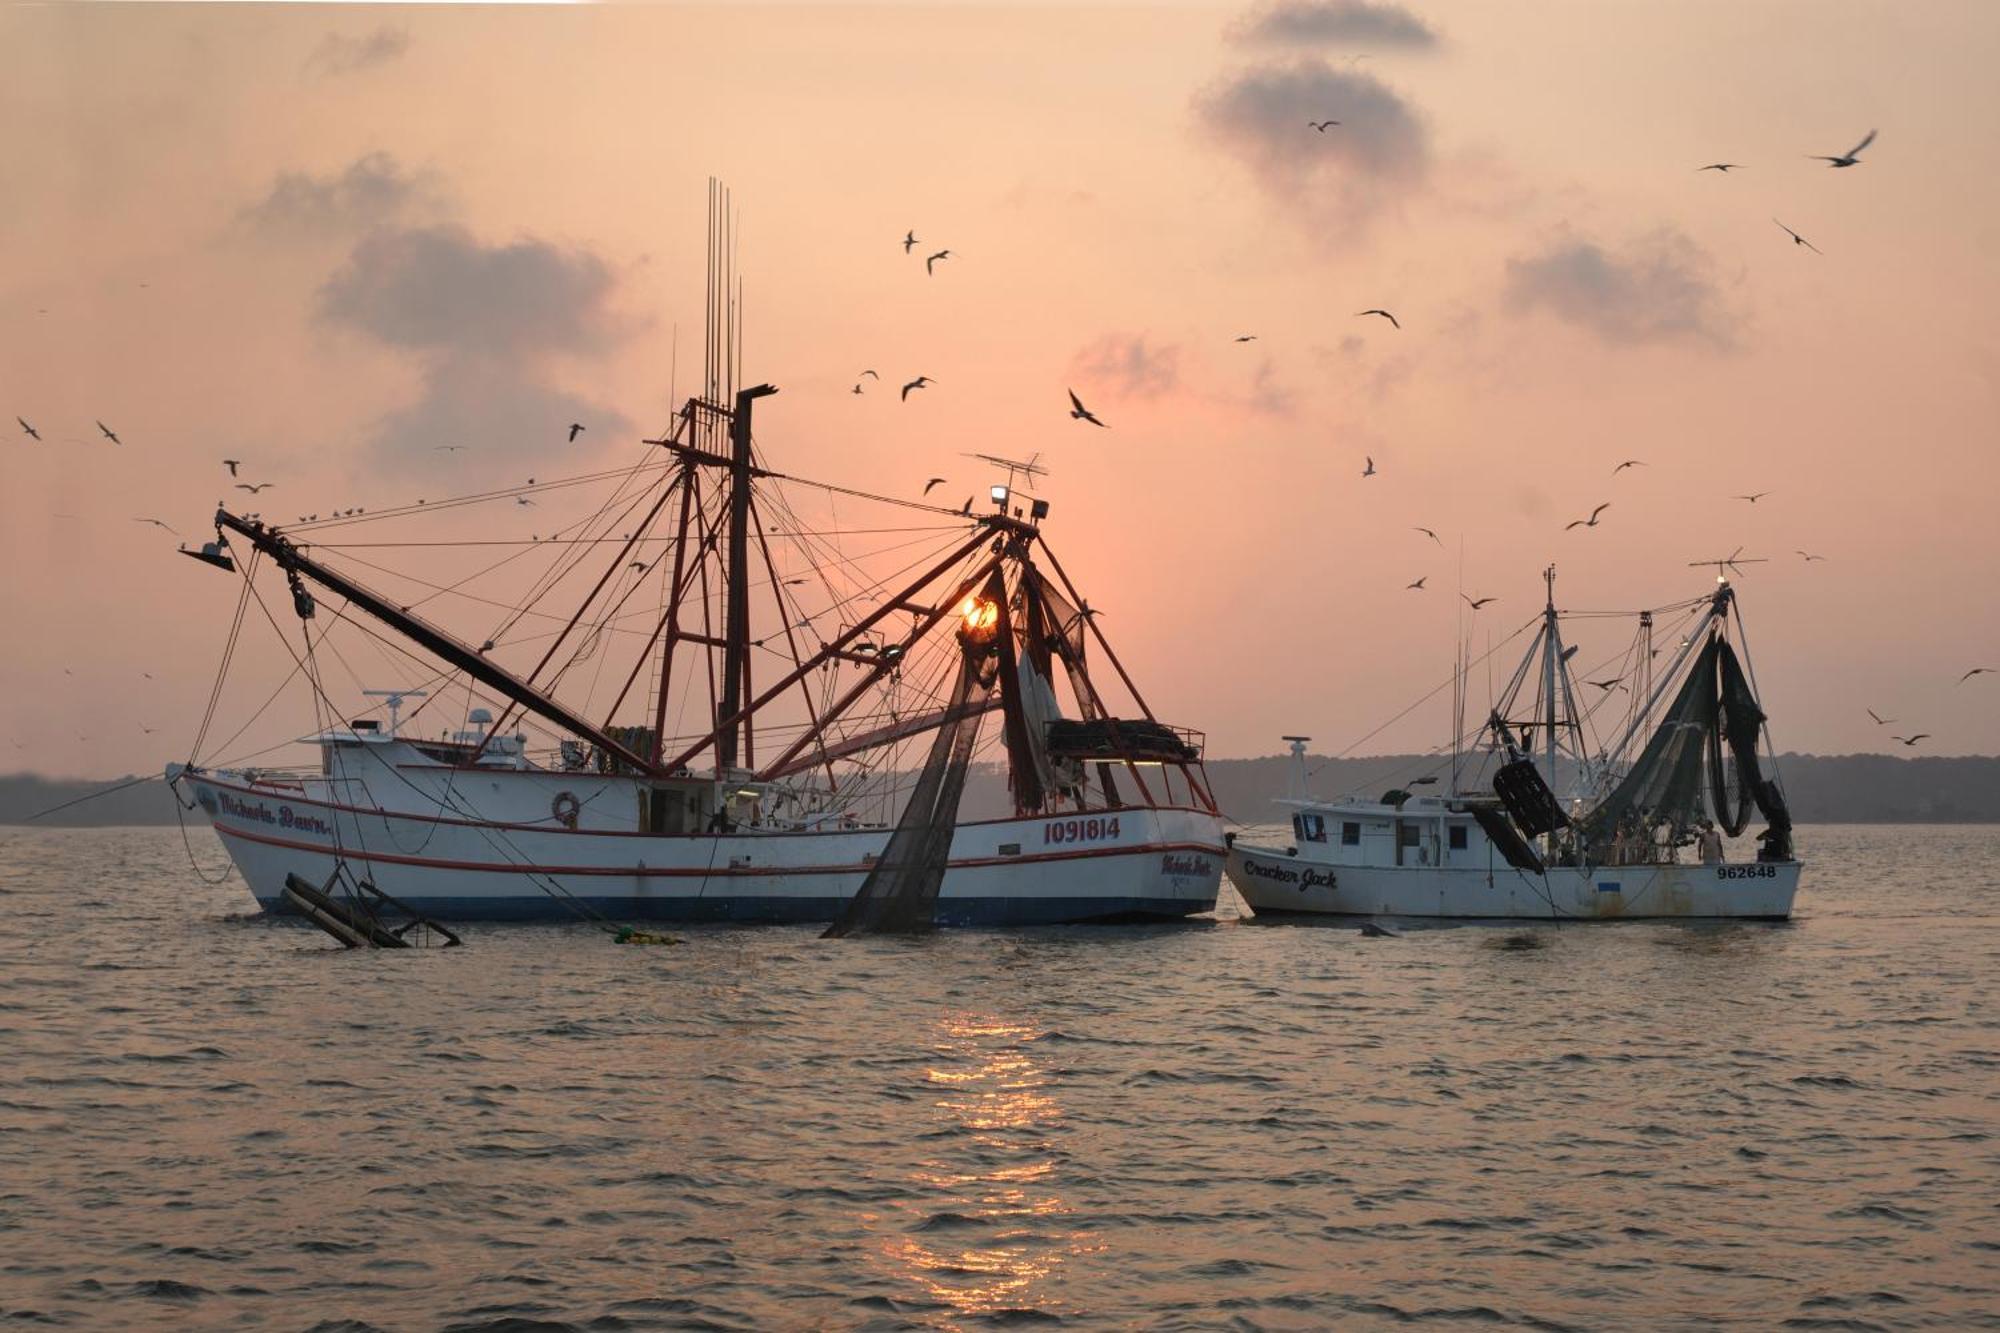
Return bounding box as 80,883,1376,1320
1,825,1997,1331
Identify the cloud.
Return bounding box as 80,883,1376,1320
1195,60,1429,222
1069,333,1181,399
1504,230,1734,348
316,225,633,463
241,152,441,237
1230,0,1439,49
304,26,410,78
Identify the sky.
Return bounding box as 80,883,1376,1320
3,0,1998,780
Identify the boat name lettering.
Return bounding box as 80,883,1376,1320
277,806,333,837
1717,863,1777,880
1299,868,1337,891
1044,816,1121,845
1238,859,1299,884
217,793,277,825
1160,853,1213,878
214,792,332,837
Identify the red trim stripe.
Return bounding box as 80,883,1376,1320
214,821,1226,879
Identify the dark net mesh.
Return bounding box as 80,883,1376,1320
1577,637,1720,857
823,575,1005,938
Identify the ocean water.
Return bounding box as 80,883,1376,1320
0,825,1995,1331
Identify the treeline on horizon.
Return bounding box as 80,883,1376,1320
6,752,2000,827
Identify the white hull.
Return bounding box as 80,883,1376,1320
1229,843,1800,921
177,766,1225,926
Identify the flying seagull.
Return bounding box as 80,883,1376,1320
1357,309,1400,329
1413,526,1440,545
1797,550,1827,562
860,369,880,380
567,422,585,442
1613,459,1646,473
1891,734,1929,747
1362,456,1376,477
1867,709,1895,726
1961,667,1995,684
959,496,973,515
1698,163,1741,173
1735,492,1770,503
1406,576,1427,590
234,482,273,494
902,230,918,253
96,421,121,445
1067,389,1107,428
132,517,179,534
434,445,466,453
1810,128,1876,168
222,458,242,475
516,496,535,506
851,384,864,394
1465,595,1497,610
925,250,951,275
1309,120,1341,132
1774,219,1822,254
16,417,38,441
922,477,946,495
1588,678,1623,692
1233,334,1258,342
901,376,933,401
1566,502,1611,530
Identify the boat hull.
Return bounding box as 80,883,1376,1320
1228,842,1801,921
177,770,1225,926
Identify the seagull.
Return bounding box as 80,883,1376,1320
925,250,951,275
1613,459,1646,473
132,517,179,534
1698,163,1741,173
1735,492,1770,504
1810,128,1876,168
1566,502,1610,530
1774,219,1822,254
1356,309,1400,329
1233,334,1258,342
902,231,918,253
1309,120,1340,131
1961,667,1995,684
567,423,585,442
1867,709,1895,726
434,445,467,453
1067,389,1107,428
234,482,273,493
1406,576,1427,590
922,477,947,495
1797,550,1827,562
851,384,864,395
1588,678,1623,692
222,458,242,475
1413,526,1440,545
901,376,933,401
516,496,535,506
1362,456,1376,477
1891,734,1929,747
96,421,121,444
860,370,879,380
16,417,39,441
1465,595,1497,610
959,496,973,515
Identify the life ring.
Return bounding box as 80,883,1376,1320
551,790,582,829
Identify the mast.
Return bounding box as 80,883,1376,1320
717,383,776,774
1541,565,1558,788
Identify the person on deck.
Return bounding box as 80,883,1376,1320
1698,820,1725,865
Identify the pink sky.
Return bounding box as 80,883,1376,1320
3,1,1997,779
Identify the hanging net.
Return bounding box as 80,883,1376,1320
823,578,1004,937
1577,637,1721,857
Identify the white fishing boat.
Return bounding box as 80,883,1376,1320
1228,567,1801,921
167,193,1225,927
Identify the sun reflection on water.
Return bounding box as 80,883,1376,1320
881,1012,1096,1323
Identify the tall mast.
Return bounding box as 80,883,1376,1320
717,383,776,774
1542,565,1558,788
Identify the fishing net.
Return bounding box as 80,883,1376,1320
823,576,1004,937
1577,637,1721,857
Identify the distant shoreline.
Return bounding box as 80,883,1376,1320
7,751,1999,827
